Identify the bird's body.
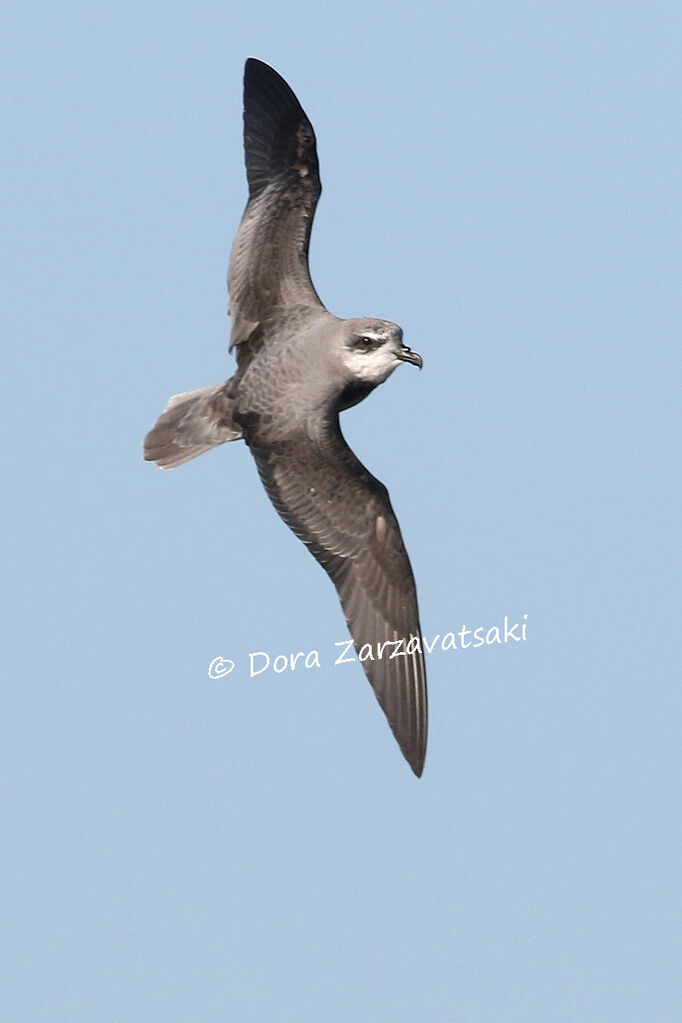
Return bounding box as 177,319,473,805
144,59,428,775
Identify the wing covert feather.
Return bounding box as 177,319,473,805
245,424,428,776
228,59,324,351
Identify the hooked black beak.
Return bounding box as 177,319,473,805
397,344,423,369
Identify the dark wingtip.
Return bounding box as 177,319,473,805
244,57,282,86
243,57,302,115
407,747,426,778
241,57,319,201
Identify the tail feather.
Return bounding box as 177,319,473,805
143,384,242,470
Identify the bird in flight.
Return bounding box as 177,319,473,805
144,59,428,775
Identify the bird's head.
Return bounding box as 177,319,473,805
340,318,422,386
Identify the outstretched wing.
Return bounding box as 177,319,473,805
245,422,428,776
228,59,325,351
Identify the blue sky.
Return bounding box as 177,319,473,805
3,1,681,1020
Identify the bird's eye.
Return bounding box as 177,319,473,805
354,335,380,351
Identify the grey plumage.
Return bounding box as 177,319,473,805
144,59,428,775
144,385,241,469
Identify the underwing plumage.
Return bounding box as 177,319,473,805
144,59,428,775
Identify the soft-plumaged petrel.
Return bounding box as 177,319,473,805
144,58,428,775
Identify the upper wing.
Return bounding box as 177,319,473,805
228,59,325,351
246,422,428,776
